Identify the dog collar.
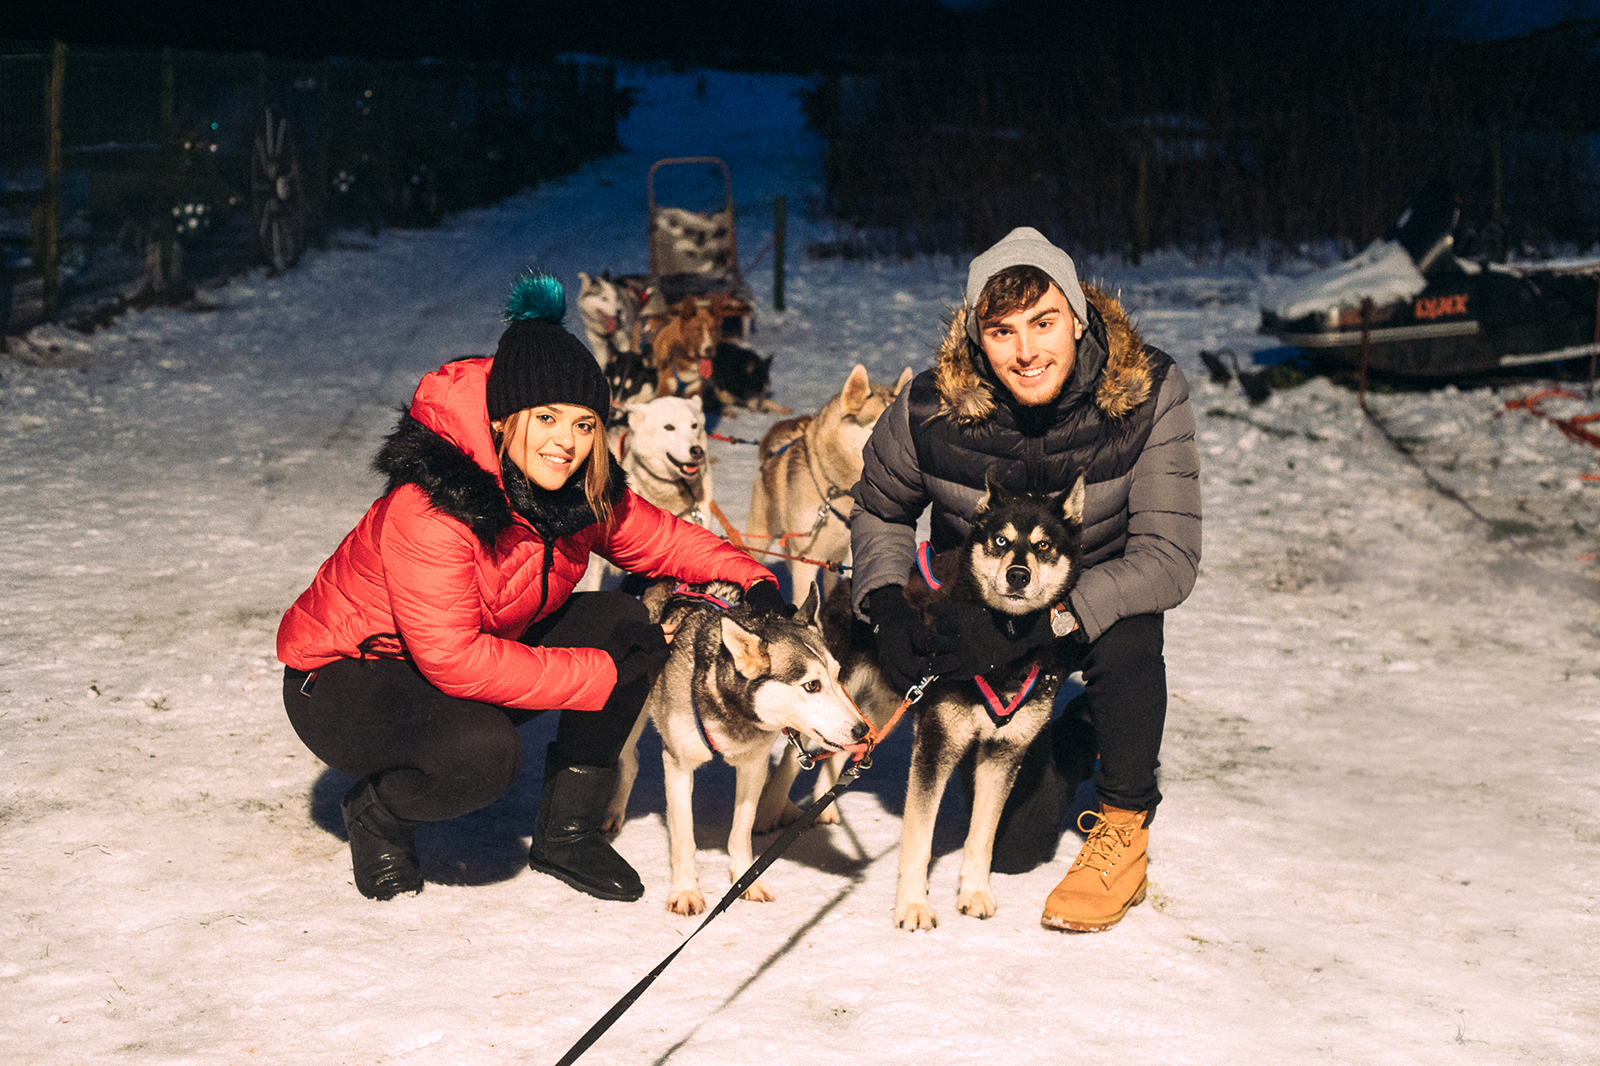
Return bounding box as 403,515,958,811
916,541,940,589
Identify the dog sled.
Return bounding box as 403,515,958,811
643,156,755,343
582,157,781,415
1259,177,1600,378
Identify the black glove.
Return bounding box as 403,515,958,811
742,580,796,617
600,619,670,686
866,585,934,693
924,599,1056,681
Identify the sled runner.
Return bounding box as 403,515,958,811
1260,178,1600,378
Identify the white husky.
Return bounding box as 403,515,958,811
579,396,715,593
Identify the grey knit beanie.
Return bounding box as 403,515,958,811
963,227,1088,345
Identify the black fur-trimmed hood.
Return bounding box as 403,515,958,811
373,409,625,548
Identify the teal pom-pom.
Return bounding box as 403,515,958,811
505,272,566,324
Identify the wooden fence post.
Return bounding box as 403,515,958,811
40,41,66,323
773,194,787,312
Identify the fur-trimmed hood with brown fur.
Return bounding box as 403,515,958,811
932,284,1154,424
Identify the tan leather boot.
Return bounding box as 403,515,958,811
1040,804,1149,932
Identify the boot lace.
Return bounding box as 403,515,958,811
1073,810,1137,877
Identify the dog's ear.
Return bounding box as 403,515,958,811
578,271,593,290
1058,474,1086,525
679,297,698,320
840,364,871,414
797,582,821,628
687,394,703,416
976,468,1010,515
721,617,770,678
892,366,913,398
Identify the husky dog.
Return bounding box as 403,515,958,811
747,364,912,832
604,343,656,418
707,341,792,415
577,271,644,369
748,363,913,604
617,396,714,529
578,396,714,593
826,475,1086,930
652,295,723,400
605,581,868,915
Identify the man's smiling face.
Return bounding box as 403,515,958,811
977,283,1085,407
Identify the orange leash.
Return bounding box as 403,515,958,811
784,674,933,770
704,499,851,574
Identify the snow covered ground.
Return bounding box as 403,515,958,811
3,66,1598,1066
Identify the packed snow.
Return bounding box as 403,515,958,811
2,66,1598,1066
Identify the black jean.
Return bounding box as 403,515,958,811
282,591,651,824
1063,612,1167,816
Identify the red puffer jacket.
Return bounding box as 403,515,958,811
277,357,772,711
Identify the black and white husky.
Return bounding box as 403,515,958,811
605,581,868,916
825,474,1086,930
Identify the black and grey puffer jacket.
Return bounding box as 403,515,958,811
849,286,1201,643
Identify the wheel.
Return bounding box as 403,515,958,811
250,106,304,272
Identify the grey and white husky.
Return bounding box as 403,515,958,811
823,474,1086,930
604,581,868,916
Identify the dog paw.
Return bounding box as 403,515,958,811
957,889,998,919
893,902,938,931
667,889,707,916
753,800,801,835
813,804,841,826
599,809,626,835
740,878,776,903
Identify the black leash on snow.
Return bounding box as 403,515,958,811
551,764,865,1066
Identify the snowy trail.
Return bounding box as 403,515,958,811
3,67,1599,1065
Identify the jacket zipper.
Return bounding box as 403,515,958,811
1024,435,1045,492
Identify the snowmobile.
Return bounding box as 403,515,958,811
1259,177,1600,377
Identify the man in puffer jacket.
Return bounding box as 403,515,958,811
850,228,1201,932
278,274,784,903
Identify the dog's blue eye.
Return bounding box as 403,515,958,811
994,536,1008,548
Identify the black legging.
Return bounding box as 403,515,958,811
1061,613,1167,816
282,591,650,823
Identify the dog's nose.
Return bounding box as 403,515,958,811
850,720,869,741
690,445,704,460
1006,565,1031,591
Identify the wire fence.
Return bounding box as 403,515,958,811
802,16,1600,263
1,41,622,331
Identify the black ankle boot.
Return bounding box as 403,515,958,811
528,744,643,902
341,775,423,901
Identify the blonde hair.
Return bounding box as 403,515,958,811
494,407,615,527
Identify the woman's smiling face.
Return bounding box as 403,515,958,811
496,404,598,491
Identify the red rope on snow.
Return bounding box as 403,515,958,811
1503,388,1600,451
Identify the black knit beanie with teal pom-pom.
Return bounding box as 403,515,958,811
485,273,610,422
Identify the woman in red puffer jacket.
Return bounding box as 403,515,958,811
277,274,782,903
